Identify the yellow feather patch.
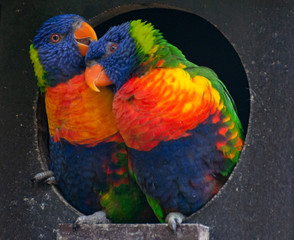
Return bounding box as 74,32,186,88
130,20,156,55
183,102,193,113
178,63,186,68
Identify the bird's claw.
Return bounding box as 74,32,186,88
73,210,111,230
31,170,57,185
44,176,57,185
165,212,185,232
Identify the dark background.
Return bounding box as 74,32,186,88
0,1,293,239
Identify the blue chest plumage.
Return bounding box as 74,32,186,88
49,138,116,214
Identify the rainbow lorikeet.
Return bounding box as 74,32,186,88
85,20,244,231
30,15,156,224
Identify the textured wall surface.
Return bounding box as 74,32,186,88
0,1,293,239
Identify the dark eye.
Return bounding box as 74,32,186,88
109,43,118,53
50,33,61,43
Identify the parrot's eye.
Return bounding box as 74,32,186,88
108,43,118,53
50,33,61,43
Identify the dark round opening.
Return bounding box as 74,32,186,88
36,6,250,217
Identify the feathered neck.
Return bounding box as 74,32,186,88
129,20,187,75
29,42,84,92
130,20,165,57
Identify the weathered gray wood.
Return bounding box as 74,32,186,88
57,223,209,240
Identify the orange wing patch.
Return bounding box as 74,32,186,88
113,68,224,151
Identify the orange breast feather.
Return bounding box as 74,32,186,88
45,74,118,146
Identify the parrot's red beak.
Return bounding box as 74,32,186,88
74,22,97,57
85,64,113,92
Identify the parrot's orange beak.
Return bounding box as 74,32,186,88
74,22,97,57
85,64,113,92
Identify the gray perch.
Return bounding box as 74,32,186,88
57,223,209,240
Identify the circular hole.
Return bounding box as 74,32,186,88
37,6,250,218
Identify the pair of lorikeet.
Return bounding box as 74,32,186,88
30,14,243,231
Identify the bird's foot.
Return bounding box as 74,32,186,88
73,210,111,230
165,212,185,232
31,170,57,185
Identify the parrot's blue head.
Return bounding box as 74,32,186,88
85,22,140,92
30,14,97,91
84,20,164,92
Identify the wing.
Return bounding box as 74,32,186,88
114,66,243,175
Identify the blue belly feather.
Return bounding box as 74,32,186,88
49,138,116,215
129,115,228,216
